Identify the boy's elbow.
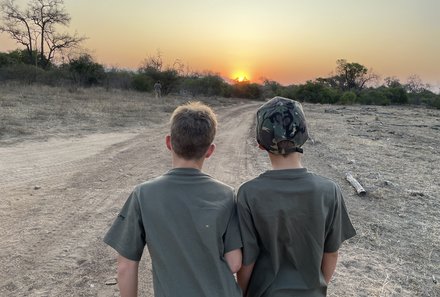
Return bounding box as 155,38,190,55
224,249,242,274
229,261,242,274
117,255,139,277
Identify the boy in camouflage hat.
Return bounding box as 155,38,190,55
237,97,356,297
104,102,242,297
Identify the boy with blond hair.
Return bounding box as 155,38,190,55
104,101,242,297
237,97,356,297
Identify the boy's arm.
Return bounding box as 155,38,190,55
224,248,242,274
321,251,338,284
237,262,255,297
117,255,140,297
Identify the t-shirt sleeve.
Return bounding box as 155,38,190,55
324,186,356,253
223,194,243,253
103,189,146,261
237,188,260,265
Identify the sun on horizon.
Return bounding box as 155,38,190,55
231,70,251,82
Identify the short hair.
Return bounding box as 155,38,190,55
276,140,297,157
170,101,217,160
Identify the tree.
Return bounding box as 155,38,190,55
0,0,85,68
68,54,104,86
384,76,402,88
405,74,427,94
334,59,378,92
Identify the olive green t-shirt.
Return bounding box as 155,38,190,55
237,168,356,297
104,168,242,297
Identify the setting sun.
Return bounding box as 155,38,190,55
231,71,250,82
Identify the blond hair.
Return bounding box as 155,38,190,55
170,101,217,160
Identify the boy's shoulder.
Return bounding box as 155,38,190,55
133,170,234,195
238,170,341,196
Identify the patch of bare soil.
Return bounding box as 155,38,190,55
0,86,439,296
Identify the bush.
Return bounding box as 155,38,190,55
384,86,408,104
431,96,440,109
68,54,105,87
139,67,181,95
36,67,71,86
279,85,299,99
104,68,134,90
232,81,263,99
358,89,390,105
339,91,357,105
179,74,230,97
407,89,439,108
0,64,44,84
296,81,339,103
132,74,153,92
262,80,283,98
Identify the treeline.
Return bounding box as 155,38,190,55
0,49,439,109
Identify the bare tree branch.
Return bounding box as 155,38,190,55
0,0,85,67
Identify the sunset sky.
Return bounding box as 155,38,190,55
1,0,439,88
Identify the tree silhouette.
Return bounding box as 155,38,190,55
0,0,85,68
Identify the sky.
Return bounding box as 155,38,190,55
1,0,439,88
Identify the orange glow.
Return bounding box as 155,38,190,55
231,71,251,82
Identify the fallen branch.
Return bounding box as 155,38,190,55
345,172,366,196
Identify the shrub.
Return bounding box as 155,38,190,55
384,86,408,104
232,81,263,99
68,54,105,87
279,85,299,99
296,81,339,103
358,89,390,105
0,64,44,84
339,91,357,105
179,74,230,97
104,68,134,90
132,74,153,92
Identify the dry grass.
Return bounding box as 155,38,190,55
0,83,237,145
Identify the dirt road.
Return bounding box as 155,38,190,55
1,102,439,296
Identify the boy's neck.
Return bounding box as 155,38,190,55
172,155,204,170
268,152,303,170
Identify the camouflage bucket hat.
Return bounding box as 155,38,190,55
256,96,309,154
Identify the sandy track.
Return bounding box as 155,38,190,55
0,103,261,297
1,102,439,296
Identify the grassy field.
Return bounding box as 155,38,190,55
0,83,236,145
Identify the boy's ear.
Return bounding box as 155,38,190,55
204,144,216,159
165,135,172,151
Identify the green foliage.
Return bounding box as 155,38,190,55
335,59,372,91
158,69,180,95
384,86,408,104
132,74,153,92
358,89,390,105
0,49,43,66
68,54,105,87
339,91,357,105
384,76,402,88
0,64,43,84
407,89,439,108
279,85,299,99
0,52,18,67
262,79,283,97
296,81,339,103
138,67,180,95
104,68,134,90
232,81,262,99
0,51,438,108
180,74,230,97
